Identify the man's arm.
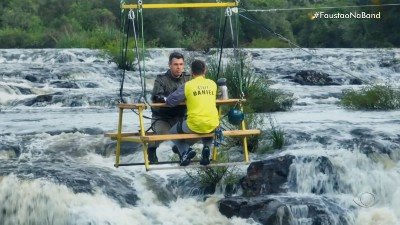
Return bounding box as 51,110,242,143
166,85,185,106
152,77,166,102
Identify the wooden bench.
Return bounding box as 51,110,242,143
104,99,260,171
104,129,260,141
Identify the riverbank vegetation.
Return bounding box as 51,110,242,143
339,84,400,110
1,0,399,49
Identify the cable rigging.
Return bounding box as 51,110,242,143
216,6,245,101
237,8,372,85
119,0,149,105
245,3,400,12
118,0,152,120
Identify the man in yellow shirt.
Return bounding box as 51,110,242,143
166,60,219,166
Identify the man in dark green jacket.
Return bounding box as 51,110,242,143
148,52,191,163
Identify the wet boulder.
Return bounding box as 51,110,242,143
11,162,139,207
50,81,79,89
24,75,38,82
349,78,363,85
240,155,295,196
24,94,53,106
294,70,338,85
240,154,338,196
219,195,350,225
0,143,21,158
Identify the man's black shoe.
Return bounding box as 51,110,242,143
199,146,210,166
148,147,158,164
180,148,196,166
172,145,182,161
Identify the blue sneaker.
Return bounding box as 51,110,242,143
199,146,210,166
180,148,196,166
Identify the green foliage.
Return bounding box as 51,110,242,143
141,7,184,47
68,2,116,31
0,28,51,48
54,24,117,47
1,0,399,48
180,6,221,48
56,32,86,48
251,88,296,112
239,0,295,46
0,0,43,31
288,0,400,48
181,31,214,51
338,84,400,110
206,54,295,113
86,26,121,48
185,151,242,189
246,38,291,48
103,38,137,70
258,116,285,153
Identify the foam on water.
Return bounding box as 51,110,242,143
1,48,400,225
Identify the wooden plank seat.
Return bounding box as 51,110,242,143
104,129,261,141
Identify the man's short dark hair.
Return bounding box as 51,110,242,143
169,52,184,64
191,60,206,75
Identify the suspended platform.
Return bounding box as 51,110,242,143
104,99,261,171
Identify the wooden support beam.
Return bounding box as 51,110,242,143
117,99,245,109
104,129,261,141
122,2,237,9
147,161,250,171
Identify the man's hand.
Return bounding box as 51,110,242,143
153,95,167,103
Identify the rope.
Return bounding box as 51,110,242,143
233,7,244,99
119,10,130,103
127,5,150,105
216,12,228,80
226,8,235,49
118,6,151,120
138,0,148,104
227,7,245,98
216,5,245,99
238,9,371,85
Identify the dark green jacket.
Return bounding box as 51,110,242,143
151,70,191,118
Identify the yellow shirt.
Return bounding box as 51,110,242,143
184,76,219,133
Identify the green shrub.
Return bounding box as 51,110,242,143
185,151,242,190
246,38,291,48
259,116,285,153
85,26,120,48
250,88,296,112
0,28,51,48
103,39,137,70
339,84,400,110
55,25,120,48
206,54,294,113
56,33,87,48
181,31,214,51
